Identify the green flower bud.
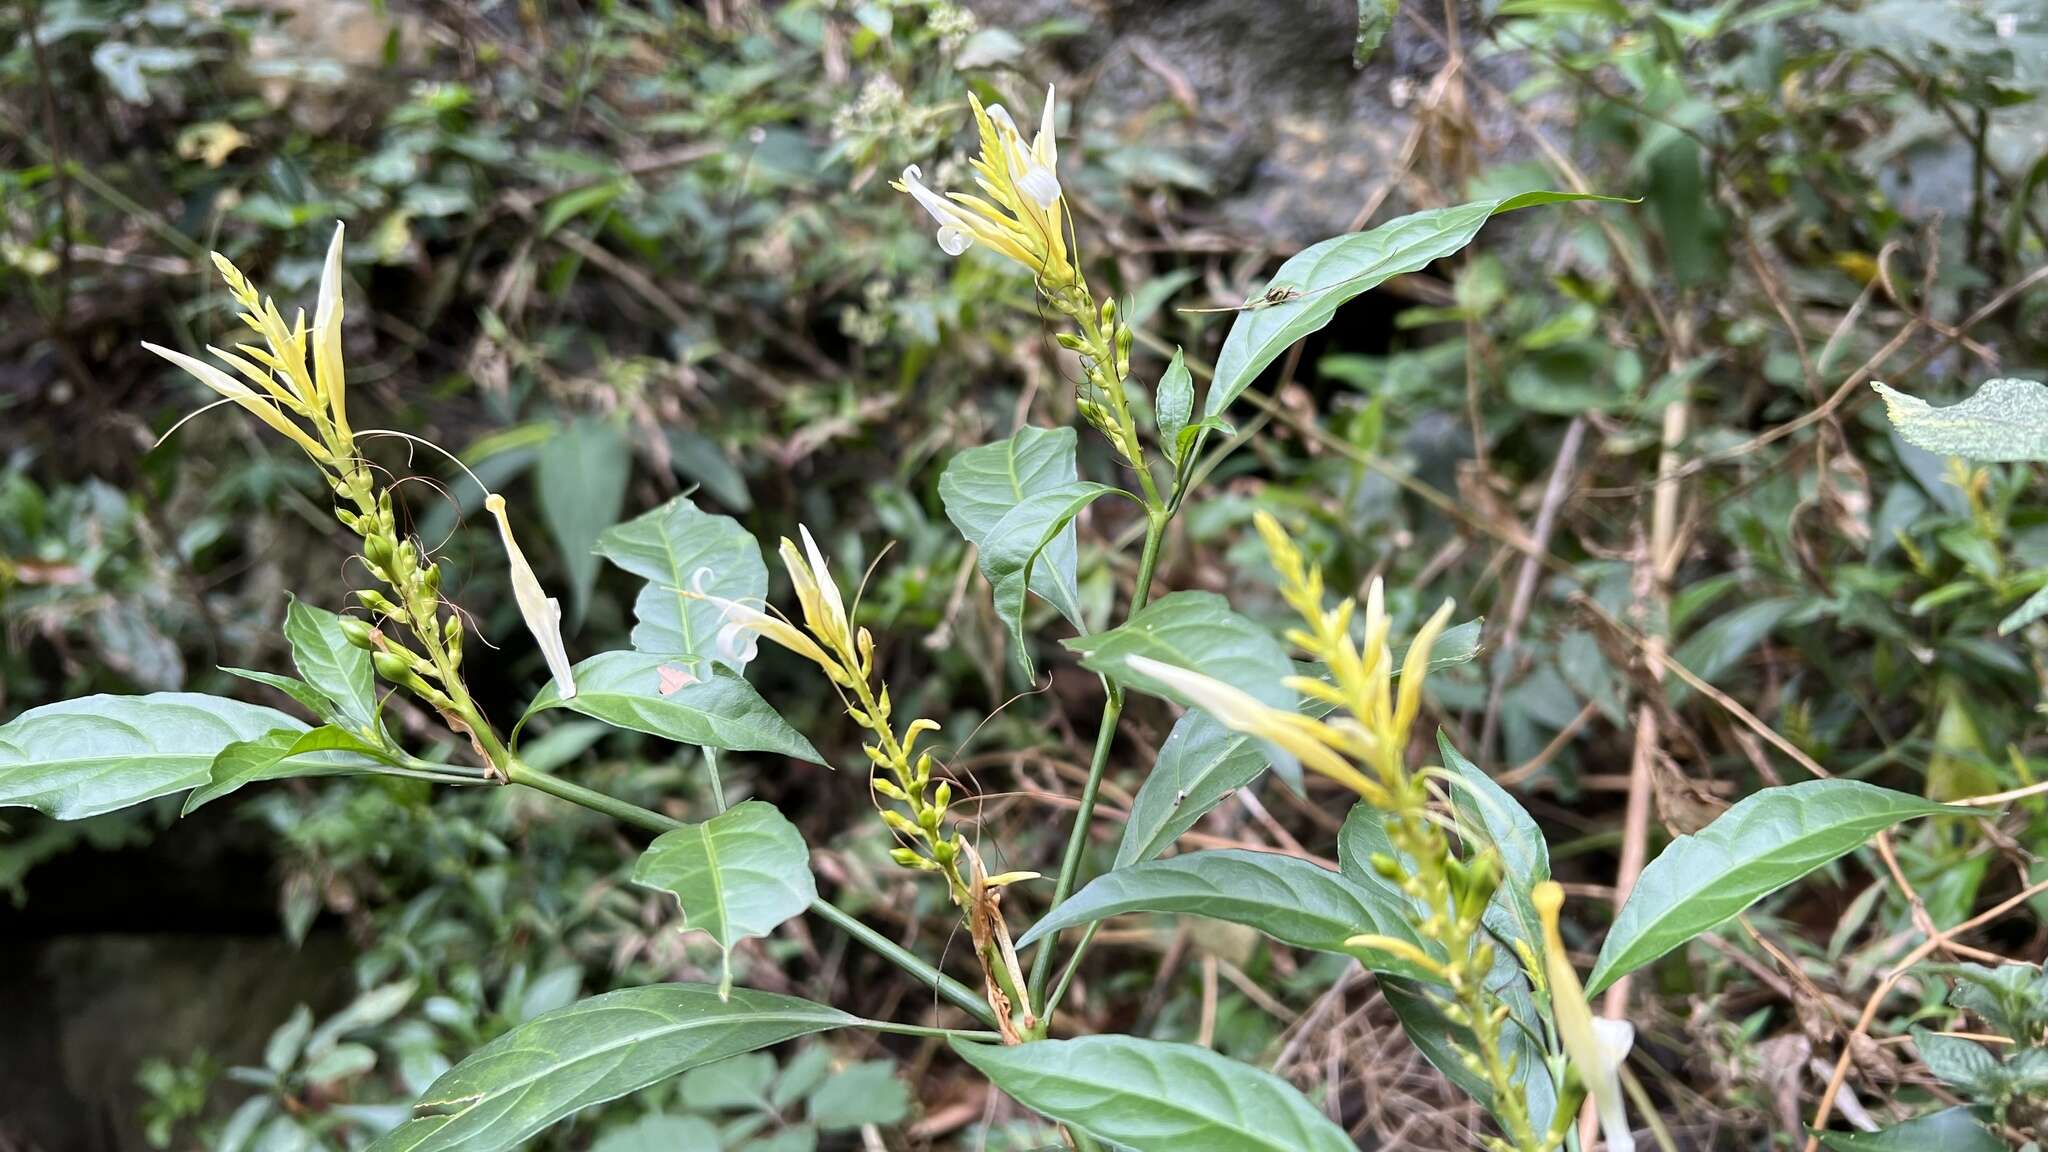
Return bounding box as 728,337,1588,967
372,650,415,683
337,615,378,650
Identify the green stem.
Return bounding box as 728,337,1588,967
1025,508,1169,1019
501,760,1000,1030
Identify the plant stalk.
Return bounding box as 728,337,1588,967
500,760,1000,1029
1025,507,1168,1018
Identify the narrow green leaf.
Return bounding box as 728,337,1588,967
938,427,1088,667
952,1035,1354,1152
283,596,380,734
222,666,342,720
631,801,818,997
1814,1107,2004,1151
1205,193,1629,425
530,653,822,764
1155,348,1194,463
1999,581,2048,635
537,416,632,628
182,724,390,814
0,693,310,819
1872,378,2048,463
367,986,856,1152
1587,780,1966,994
1014,849,1434,981
595,495,768,667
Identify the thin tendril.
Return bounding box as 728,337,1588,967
354,429,492,500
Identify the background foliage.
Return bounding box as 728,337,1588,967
3,0,2046,1149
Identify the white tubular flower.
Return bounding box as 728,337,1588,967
896,164,979,257
485,494,576,700
311,222,351,440
1017,85,1062,207
141,340,328,458
685,568,839,675
1124,655,1385,802
1534,881,1636,1152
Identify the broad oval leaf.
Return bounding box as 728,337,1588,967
1872,378,2048,463
283,596,380,734
1064,591,1295,712
632,801,818,997
1587,779,1964,995
1206,192,1627,424
952,1035,1354,1152
594,495,767,667
938,426,1086,651
0,693,308,819
367,985,855,1152
981,481,1133,672
530,653,822,764
1014,848,1433,981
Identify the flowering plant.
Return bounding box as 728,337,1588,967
6,75,1973,1152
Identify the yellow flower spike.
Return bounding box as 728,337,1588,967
140,340,328,459
1393,598,1457,746
312,222,352,446
484,494,576,700
1532,881,1636,1152
1124,655,1388,804
896,86,1070,283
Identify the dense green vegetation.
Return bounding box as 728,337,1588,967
3,1,2046,1150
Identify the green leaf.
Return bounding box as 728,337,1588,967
631,801,817,997
1872,378,2048,463
807,1062,910,1131
952,1035,1354,1152
1999,582,2048,635
1065,591,1295,713
222,666,343,720
283,596,380,734
1910,1028,2002,1096
537,416,632,628
1155,348,1194,463
1115,711,1273,868
367,986,856,1152
938,426,1088,662
1813,1107,2004,1152
679,1052,776,1111
1014,849,1434,981
1354,0,1399,66
0,693,309,819
182,725,389,814
1205,193,1629,425
980,481,1133,672
1587,780,1964,995
595,495,767,668
591,1114,723,1152
530,653,822,764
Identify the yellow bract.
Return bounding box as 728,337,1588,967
145,222,353,469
